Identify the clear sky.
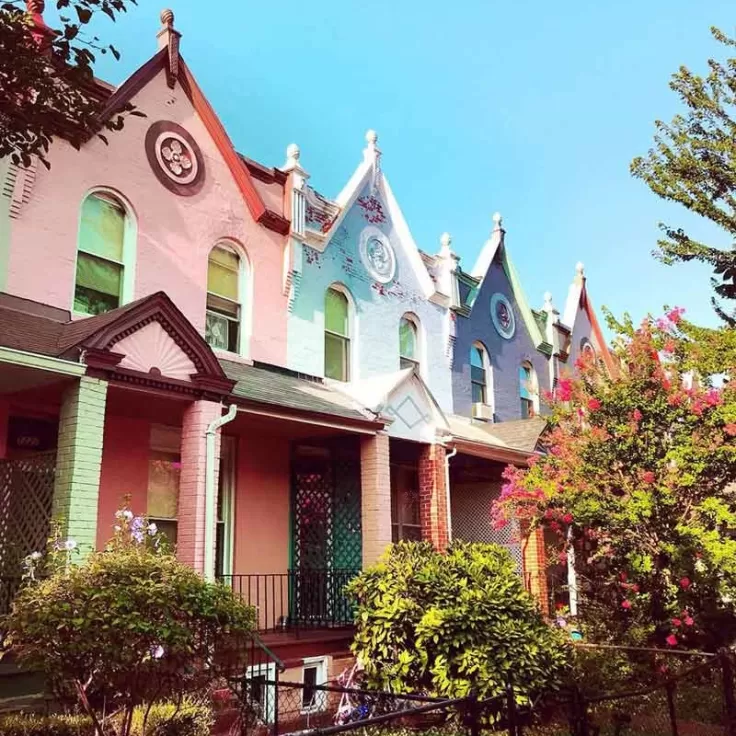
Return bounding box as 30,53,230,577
87,0,736,331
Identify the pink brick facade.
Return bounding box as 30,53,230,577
177,399,223,573
360,432,392,566
418,443,449,551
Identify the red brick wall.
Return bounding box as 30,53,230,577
418,443,449,550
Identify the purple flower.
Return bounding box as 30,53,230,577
131,530,145,544
150,644,165,659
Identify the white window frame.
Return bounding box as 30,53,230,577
323,283,356,383
300,656,328,715
470,342,493,410
520,361,540,418
399,313,423,374
246,662,277,725
206,240,252,358
216,435,236,578
72,187,137,316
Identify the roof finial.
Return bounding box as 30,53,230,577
286,143,300,164
576,261,585,275
26,0,45,13
492,212,503,230
157,9,181,86
543,291,553,309
366,129,378,146
160,8,174,26
25,0,53,45
440,232,452,251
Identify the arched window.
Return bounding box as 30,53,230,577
324,287,350,381
74,191,132,315
580,338,596,360
520,361,538,418
471,343,489,405
399,316,419,371
206,243,243,353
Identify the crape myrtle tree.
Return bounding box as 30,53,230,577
632,28,736,325
493,308,736,652
0,0,141,169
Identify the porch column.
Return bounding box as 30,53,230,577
522,525,550,614
52,376,108,557
178,399,222,574
360,432,391,567
418,443,449,550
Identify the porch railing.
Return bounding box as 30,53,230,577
219,569,361,634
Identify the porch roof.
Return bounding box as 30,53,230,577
447,414,547,463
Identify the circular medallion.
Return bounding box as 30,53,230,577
359,226,396,284
490,292,515,339
145,121,205,196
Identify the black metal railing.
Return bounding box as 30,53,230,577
219,569,360,634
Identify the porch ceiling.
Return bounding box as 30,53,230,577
226,410,367,440
0,362,77,397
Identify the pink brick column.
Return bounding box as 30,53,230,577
418,444,449,551
360,432,392,567
177,399,222,573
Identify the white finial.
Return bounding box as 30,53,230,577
576,261,585,275
366,129,378,146
286,143,300,162
440,232,452,251
544,291,553,308
492,212,503,228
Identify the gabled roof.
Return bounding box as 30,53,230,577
562,264,617,376
447,415,546,464
468,216,552,354
300,134,439,300
86,23,289,235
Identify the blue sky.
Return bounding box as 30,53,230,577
89,0,735,330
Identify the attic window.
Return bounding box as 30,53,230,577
324,287,351,381
206,244,243,353
399,316,420,371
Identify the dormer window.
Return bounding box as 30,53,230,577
399,316,420,371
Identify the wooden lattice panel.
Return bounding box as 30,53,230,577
0,452,56,575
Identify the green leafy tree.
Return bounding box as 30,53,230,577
347,541,570,704
0,0,141,169
632,28,736,325
3,509,255,736
493,309,736,651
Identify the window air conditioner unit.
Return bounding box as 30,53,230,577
472,403,494,422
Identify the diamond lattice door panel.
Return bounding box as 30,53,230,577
0,451,56,575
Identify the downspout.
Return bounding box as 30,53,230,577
444,441,458,543
204,404,237,581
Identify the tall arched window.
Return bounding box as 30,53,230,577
74,191,131,315
206,243,242,353
399,316,419,371
520,361,538,418
471,343,489,405
324,287,350,381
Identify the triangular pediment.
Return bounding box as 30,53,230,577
114,321,197,381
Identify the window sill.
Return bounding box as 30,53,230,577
211,348,253,365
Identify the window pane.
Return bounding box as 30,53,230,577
472,381,486,405
79,194,125,261
399,318,417,360
520,365,532,399
393,464,420,526
148,450,181,519
74,284,120,316
76,252,122,298
208,247,239,301
471,346,485,368
325,289,348,336
302,666,318,708
325,332,348,381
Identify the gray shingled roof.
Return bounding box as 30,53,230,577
221,360,380,425
448,415,547,454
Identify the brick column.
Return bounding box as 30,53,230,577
177,399,222,574
522,525,549,614
418,443,449,550
53,376,108,557
360,432,391,567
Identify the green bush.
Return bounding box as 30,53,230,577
0,713,93,735
128,698,213,736
4,509,255,736
347,540,571,703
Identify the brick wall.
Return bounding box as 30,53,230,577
360,432,391,566
52,376,108,557
521,524,549,614
177,399,222,574
418,443,449,550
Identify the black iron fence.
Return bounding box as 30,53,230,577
219,569,360,633
229,649,736,736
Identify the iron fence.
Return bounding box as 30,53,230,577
219,570,360,633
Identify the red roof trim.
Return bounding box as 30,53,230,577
582,288,618,378
177,60,267,224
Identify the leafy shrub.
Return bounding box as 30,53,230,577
129,698,213,736
4,509,255,736
0,713,92,735
348,540,571,703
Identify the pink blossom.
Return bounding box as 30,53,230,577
680,577,691,590
642,471,656,484
684,616,694,627
666,307,685,325
662,339,677,354
706,389,723,407
549,521,561,533
666,634,678,647
588,398,602,411
557,379,573,402
672,618,682,627
632,409,643,423
621,600,631,610
563,513,574,524
725,424,736,437
558,551,568,564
